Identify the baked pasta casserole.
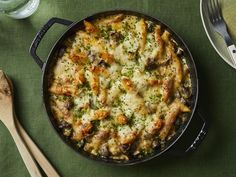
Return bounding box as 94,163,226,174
48,14,192,161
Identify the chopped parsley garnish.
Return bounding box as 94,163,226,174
73,108,87,118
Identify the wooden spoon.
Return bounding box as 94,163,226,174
0,70,42,177
6,76,60,177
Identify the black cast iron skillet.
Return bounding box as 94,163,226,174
29,10,207,165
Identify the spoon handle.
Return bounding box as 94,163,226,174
7,124,42,177
15,117,60,177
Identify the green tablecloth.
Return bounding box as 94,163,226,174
0,0,236,177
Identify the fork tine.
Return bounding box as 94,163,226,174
210,0,218,23
207,0,214,23
215,0,222,20
212,0,220,21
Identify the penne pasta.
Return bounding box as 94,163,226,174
49,14,192,161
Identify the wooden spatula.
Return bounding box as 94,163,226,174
0,70,42,177
7,76,60,177
0,70,60,177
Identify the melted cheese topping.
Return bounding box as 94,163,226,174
49,14,192,161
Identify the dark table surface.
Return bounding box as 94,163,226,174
0,0,236,177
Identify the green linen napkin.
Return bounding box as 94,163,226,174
0,0,236,177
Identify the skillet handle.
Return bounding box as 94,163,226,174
185,111,207,153
29,17,73,70
168,111,207,156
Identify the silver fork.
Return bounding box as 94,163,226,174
206,0,236,66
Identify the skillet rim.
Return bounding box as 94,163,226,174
41,9,199,165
